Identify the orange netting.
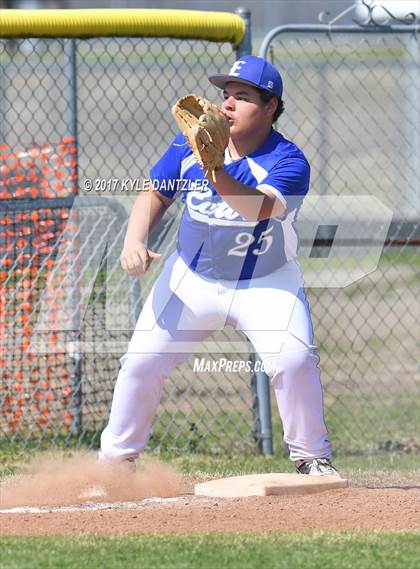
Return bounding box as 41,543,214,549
0,138,79,434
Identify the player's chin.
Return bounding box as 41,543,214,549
227,123,238,136
229,125,244,139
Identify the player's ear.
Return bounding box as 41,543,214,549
265,96,278,120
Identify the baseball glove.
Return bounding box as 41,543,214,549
171,94,230,183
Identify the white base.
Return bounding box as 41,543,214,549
194,473,348,498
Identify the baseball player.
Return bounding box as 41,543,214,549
100,55,340,477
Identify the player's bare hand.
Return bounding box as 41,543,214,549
120,242,162,277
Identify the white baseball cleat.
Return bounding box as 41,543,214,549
97,453,137,473
123,457,137,473
295,458,341,477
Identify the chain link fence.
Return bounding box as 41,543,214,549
1,19,419,456
261,26,419,454
0,33,262,454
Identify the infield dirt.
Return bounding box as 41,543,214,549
0,452,419,535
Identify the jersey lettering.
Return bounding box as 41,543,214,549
150,130,310,279
228,226,274,257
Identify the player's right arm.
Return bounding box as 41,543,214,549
121,133,185,276
120,182,173,277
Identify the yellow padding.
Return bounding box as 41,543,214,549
0,9,245,45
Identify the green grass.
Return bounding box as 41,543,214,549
163,451,420,489
0,532,419,569
380,249,419,267
149,408,257,455
299,247,418,288
323,393,419,456
2,443,418,489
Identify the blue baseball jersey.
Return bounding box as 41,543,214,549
150,128,310,280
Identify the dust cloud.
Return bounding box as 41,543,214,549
0,451,184,508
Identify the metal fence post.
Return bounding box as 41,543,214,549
406,31,420,219
250,351,274,455
64,38,82,438
235,7,252,57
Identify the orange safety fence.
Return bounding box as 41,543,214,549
0,137,79,435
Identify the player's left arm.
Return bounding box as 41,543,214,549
211,167,285,221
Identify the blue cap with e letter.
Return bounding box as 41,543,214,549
208,55,283,97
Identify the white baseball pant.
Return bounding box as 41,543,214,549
100,252,332,462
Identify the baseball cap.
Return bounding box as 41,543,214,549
208,55,283,97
